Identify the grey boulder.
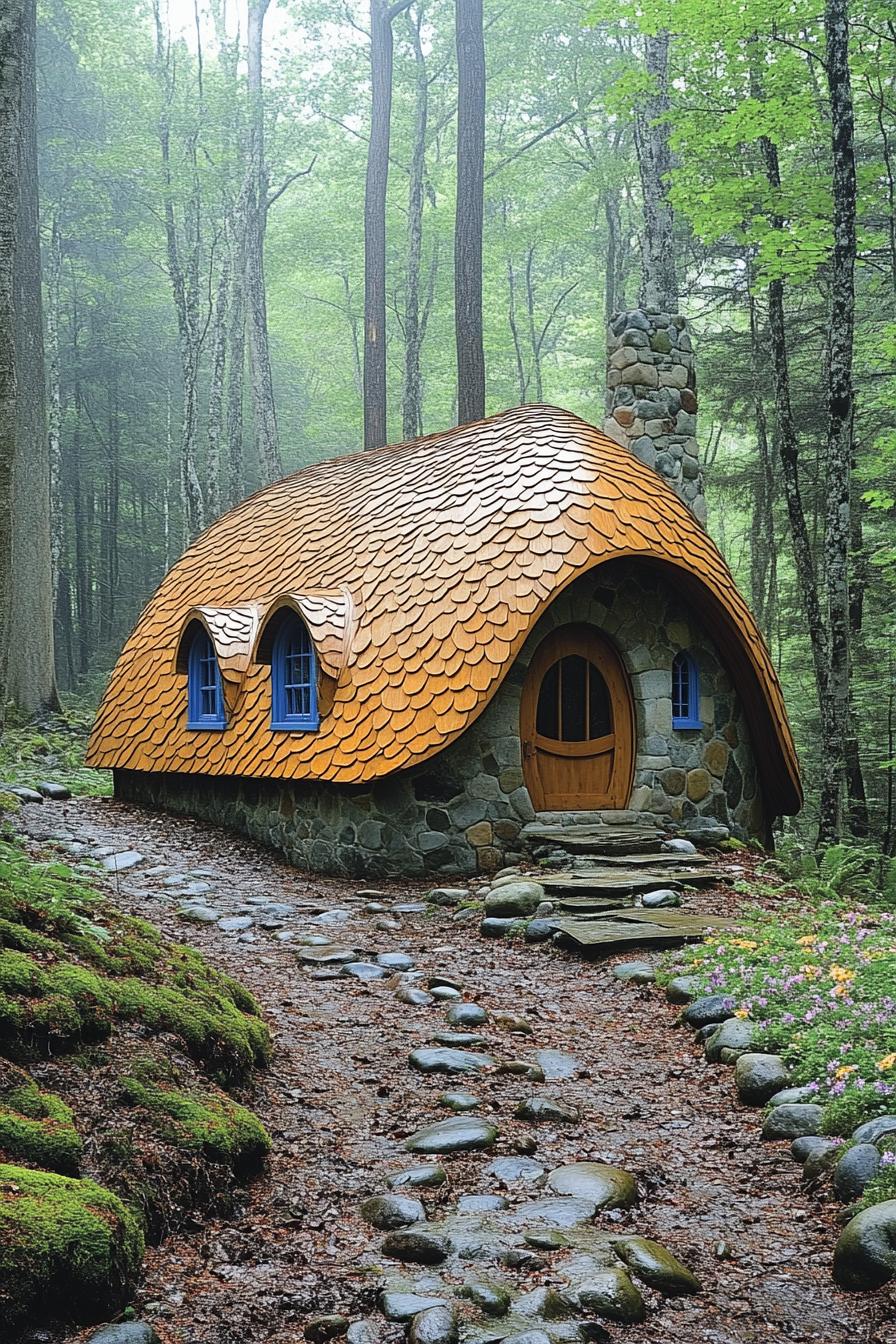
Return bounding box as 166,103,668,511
641,888,681,909
834,1144,881,1203
612,961,654,983
359,1193,426,1229
682,995,735,1028
545,1162,637,1210
408,1047,494,1075
853,1114,896,1145
408,1305,457,1344
734,1053,790,1105
86,1328,161,1344
483,881,544,918
834,1200,896,1290
704,1018,754,1063
762,1103,825,1141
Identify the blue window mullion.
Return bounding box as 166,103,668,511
671,650,701,730
271,616,319,732
187,630,226,730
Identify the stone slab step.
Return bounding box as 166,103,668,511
522,824,665,857
582,851,712,868
553,909,731,954
541,867,716,898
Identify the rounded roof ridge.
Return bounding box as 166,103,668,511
87,405,801,815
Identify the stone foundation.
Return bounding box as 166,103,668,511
116,562,765,876
602,308,706,525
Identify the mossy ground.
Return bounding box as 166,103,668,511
0,703,111,798
0,831,272,1334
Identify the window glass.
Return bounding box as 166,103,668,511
537,655,613,742
272,617,319,729
188,630,225,728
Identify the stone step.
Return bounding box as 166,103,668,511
541,867,718,899
578,851,711,868
522,823,665,857
553,908,732,954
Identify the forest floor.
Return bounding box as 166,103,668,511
18,796,896,1344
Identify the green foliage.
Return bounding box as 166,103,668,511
856,1155,896,1212
0,1162,144,1327
0,707,110,797
0,1071,83,1175
120,1061,270,1174
765,840,884,904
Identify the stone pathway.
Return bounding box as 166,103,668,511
16,798,895,1344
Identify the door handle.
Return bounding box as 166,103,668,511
523,740,535,759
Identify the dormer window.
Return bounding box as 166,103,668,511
187,629,226,729
672,650,701,730
271,616,319,731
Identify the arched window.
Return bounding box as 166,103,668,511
187,629,226,729
271,617,319,731
671,650,701,730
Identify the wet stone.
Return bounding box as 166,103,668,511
388,1165,446,1190
682,995,735,1028
612,961,654,984
394,902,427,914
342,961,390,981
36,781,71,801
439,1090,480,1112
431,986,462,1001
576,1268,645,1323
380,1292,448,1321
614,1236,701,1295
102,850,144,871
734,1053,790,1105
405,1116,499,1154
305,1316,350,1343
501,1196,597,1229
768,1085,818,1107
430,975,464,991
852,1114,896,1145
313,909,352,924
791,1135,832,1164
665,976,700,1004
494,1014,532,1035
408,1305,457,1344
486,1156,546,1185
457,1194,508,1213
85,1327,161,1344
360,1194,426,1229
409,1047,495,1075
381,1229,450,1264
181,881,213,896
177,905,222,923
500,1333,550,1344
397,986,435,1007
534,1050,579,1081
346,1322,378,1344
433,1031,489,1048
378,951,415,971
514,1286,573,1319
834,1144,881,1202
498,1060,544,1081
524,919,555,943
429,888,468,906
762,1104,825,1141
515,1096,579,1124
641,888,680,909
458,1280,512,1316
545,1163,638,1211
704,1018,754,1063
446,1002,487,1028
298,945,359,965
3,784,44,804
218,916,254,932
484,881,545,918
834,1199,896,1290
481,917,520,938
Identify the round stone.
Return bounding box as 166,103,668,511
486,1156,545,1185
767,1085,818,1107
791,1135,835,1164
432,1031,488,1048
834,1145,881,1203
501,1196,598,1229
407,1305,457,1344
545,1162,638,1210
446,1002,487,1028
458,1280,511,1316
576,1268,645,1322
305,1317,350,1343
852,1114,896,1145
380,1293,448,1322
342,961,389,981
456,1194,508,1213
483,881,544,918
387,1164,446,1190
381,1229,450,1264
377,951,415,971
396,986,435,1007
86,1327,161,1344
514,1096,579,1124
704,1018,754,1063
480,917,520,938
524,919,555,942
408,1047,494,1075
641,888,681,909
615,1236,701,1295
438,1090,480,1112
665,976,700,1004
762,1104,825,1141
734,1053,791,1106
834,1200,896,1290
404,1116,499,1155
297,945,359,965
682,995,735,1028
612,961,655,983
359,1193,426,1229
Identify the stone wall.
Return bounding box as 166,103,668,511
602,307,706,525
117,560,765,876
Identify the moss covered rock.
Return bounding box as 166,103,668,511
120,1068,270,1174
0,1064,82,1174
0,1162,144,1326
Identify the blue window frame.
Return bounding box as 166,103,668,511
187,630,226,729
672,650,701,730
271,618,319,731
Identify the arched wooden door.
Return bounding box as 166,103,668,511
520,624,634,811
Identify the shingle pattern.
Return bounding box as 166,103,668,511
87,405,801,815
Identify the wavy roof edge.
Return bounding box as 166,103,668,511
86,404,802,817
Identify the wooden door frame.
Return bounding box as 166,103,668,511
520,623,635,811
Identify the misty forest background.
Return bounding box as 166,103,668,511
2,0,896,845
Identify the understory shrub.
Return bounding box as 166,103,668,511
663,847,896,1141
0,1065,82,1174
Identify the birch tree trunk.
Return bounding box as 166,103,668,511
634,30,677,311
7,0,59,715
401,4,428,442
0,0,24,719
454,0,486,425
244,0,282,483
226,209,246,508
365,0,398,448
819,0,857,842
206,247,229,519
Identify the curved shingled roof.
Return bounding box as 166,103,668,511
87,405,801,816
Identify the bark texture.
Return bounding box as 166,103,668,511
634,30,677,311
8,0,59,714
401,4,428,441
364,1,399,449
454,0,486,425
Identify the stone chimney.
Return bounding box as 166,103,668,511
602,308,706,526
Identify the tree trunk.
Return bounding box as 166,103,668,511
634,29,677,311
244,0,282,483
454,0,486,425
7,0,59,715
364,0,399,449
401,4,428,442
0,0,24,721
226,212,246,508
819,0,857,842
604,194,622,326
523,247,544,403
207,246,229,518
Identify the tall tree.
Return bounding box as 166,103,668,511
0,0,25,720
244,0,283,483
364,0,411,449
634,29,676,311
7,0,58,714
401,3,429,441
820,0,858,841
454,0,485,424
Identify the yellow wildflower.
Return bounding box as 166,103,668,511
801,964,821,979
877,1054,896,1072
830,965,855,983
834,1065,858,1080
733,1008,750,1020
798,935,817,946
730,939,758,951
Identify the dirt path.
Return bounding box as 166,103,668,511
21,797,896,1344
